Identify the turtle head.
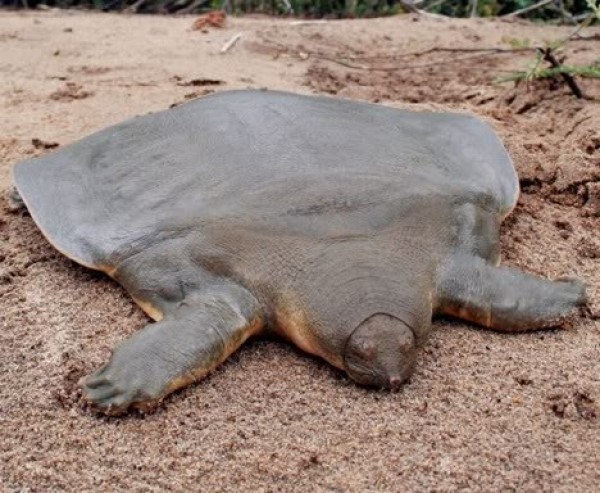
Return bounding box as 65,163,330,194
343,313,417,389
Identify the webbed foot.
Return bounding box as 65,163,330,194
436,254,587,332
81,331,178,415
81,282,264,415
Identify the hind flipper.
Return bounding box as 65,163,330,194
436,254,586,332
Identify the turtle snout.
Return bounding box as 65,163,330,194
388,375,404,390
343,313,417,389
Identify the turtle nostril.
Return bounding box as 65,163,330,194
389,375,404,389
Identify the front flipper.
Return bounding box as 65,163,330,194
436,254,587,332
81,281,264,415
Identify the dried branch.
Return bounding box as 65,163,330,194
398,0,420,14
496,65,600,82
302,46,536,71
572,33,600,41
552,0,578,24
470,0,478,17
124,0,147,12
422,0,447,11
177,0,210,15
396,0,448,17
220,32,243,54
288,20,329,25
538,47,584,98
279,0,293,13
501,0,553,17
347,46,536,61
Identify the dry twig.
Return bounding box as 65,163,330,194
221,32,243,54
538,47,584,98
292,46,536,71
288,20,329,25
470,0,478,17
178,0,210,15
501,0,553,17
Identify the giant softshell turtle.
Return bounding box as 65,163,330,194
12,90,586,414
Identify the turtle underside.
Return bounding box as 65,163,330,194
13,90,586,415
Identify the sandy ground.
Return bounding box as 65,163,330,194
1,10,599,492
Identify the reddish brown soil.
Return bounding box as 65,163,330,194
0,11,599,492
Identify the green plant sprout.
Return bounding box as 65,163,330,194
496,0,600,97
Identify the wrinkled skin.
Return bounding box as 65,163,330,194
12,90,587,415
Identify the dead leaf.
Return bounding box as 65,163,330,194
192,11,226,31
